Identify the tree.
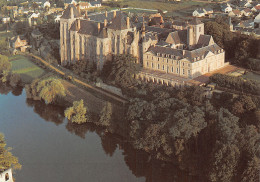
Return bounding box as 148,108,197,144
0,54,11,83
241,156,260,182
65,99,88,124
98,102,113,127
107,54,141,89
36,78,66,104
0,133,21,170
9,73,21,87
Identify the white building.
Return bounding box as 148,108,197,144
193,9,205,17
44,1,51,8
254,13,260,24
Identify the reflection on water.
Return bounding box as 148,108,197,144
0,86,200,182
26,99,65,125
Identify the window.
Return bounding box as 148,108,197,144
172,67,173,72
188,70,191,76
152,63,154,68
162,65,164,70
158,64,160,69
176,68,178,73
183,69,185,74
183,62,185,66
146,62,149,67
199,27,201,32
167,59,168,63
147,55,148,59
152,56,153,60
158,58,159,61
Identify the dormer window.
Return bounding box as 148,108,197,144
157,53,160,56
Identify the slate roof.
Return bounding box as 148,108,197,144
189,18,203,25
165,30,187,45
88,11,127,23
147,46,184,58
184,44,222,61
60,4,81,19
107,12,129,30
172,20,187,27
70,19,105,37
197,35,212,47
147,43,222,62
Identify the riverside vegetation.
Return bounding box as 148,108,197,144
22,53,260,182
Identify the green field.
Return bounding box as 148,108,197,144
118,0,208,16
9,55,46,83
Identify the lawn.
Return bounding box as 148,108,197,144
9,55,47,84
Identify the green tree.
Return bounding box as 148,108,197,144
65,99,88,124
36,78,66,104
108,54,140,89
98,102,113,127
0,54,11,83
0,133,21,170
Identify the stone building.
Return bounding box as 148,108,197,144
60,5,226,86
60,5,139,70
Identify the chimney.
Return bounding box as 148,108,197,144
97,22,100,33
126,17,130,29
105,11,107,17
113,10,116,18
76,4,80,14
77,19,80,30
104,19,107,27
70,7,74,19
85,10,88,19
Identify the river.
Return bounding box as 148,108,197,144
0,87,196,182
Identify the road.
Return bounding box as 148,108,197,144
24,53,128,104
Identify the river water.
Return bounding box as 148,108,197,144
0,88,196,182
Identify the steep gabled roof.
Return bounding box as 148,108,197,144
197,35,214,47
107,12,129,30
60,4,81,19
165,30,187,45
70,19,105,37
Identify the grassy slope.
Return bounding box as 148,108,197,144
9,55,46,84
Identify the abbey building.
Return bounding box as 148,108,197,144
60,5,226,85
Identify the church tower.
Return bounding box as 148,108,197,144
60,4,81,65
187,18,204,49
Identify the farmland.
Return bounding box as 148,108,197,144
9,55,47,83
117,0,209,17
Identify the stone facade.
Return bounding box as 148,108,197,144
60,5,226,85
60,5,139,70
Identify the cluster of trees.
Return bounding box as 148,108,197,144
124,81,260,181
66,59,98,82
209,73,260,95
25,77,66,104
0,54,21,87
0,133,21,170
64,99,113,127
205,16,260,70
102,54,141,92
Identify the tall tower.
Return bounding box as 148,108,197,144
187,18,204,49
60,4,80,65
